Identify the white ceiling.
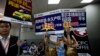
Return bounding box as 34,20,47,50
32,0,100,14
0,0,100,15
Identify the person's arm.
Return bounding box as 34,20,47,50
40,45,44,52
17,40,23,55
71,35,78,47
67,34,71,45
44,36,48,45
44,32,49,45
17,40,22,46
63,36,67,42
35,45,38,52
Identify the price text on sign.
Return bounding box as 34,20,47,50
63,21,72,28
42,22,55,31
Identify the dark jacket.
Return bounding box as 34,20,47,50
0,35,22,56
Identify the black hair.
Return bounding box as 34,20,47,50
24,40,27,41
31,42,35,44
39,42,42,44
64,30,67,37
0,20,11,27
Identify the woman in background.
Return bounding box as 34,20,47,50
64,27,78,56
44,33,57,56
56,38,65,56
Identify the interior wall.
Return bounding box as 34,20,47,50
10,23,43,44
0,0,6,17
84,3,100,56
20,27,43,44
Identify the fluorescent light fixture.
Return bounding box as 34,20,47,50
81,0,93,3
48,0,60,4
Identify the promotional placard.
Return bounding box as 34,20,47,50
34,9,91,56
72,27,91,56
35,11,63,35
4,0,32,25
62,9,86,28
62,9,91,56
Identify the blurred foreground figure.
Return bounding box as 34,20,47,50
0,20,22,56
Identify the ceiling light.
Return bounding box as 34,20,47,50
81,0,93,3
48,0,60,4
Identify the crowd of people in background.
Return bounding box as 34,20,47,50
21,40,44,56
20,27,79,56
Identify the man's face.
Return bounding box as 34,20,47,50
0,23,11,35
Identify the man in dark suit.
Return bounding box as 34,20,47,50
0,20,22,56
